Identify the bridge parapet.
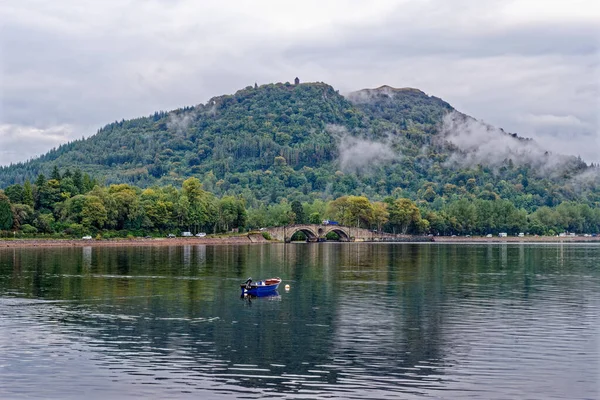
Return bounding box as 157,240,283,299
264,224,394,242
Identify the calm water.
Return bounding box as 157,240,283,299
0,243,598,399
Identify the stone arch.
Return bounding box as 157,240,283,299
287,227,319,242
324,227,351,242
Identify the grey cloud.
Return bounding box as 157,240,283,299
0,0,598,166
0,124,79,166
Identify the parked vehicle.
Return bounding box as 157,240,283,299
167,233,176,238
82,235,92,240
195,232,206,237
322,220,339,225
499,232,507,237
181,231,193,237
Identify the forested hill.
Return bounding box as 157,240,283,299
0,81,597,210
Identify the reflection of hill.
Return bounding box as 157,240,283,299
1,244,599,397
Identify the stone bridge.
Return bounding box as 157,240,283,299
264,224,397,243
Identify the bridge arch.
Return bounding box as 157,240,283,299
323,227,351,241
287,227,319,242
264,224,387,242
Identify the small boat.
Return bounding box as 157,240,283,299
240,277,281,296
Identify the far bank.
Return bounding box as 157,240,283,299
1,233,600,248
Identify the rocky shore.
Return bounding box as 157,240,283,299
0,233,598,248
432,235,600,243
0,233,268,248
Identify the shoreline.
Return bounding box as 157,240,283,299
431,235,600,243
0,234,268,248
0,234,598,248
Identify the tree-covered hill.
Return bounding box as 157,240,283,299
1,81,597,210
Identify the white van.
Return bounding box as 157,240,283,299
499,232,507,237
181,231,192,237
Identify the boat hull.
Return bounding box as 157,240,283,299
240,278,281,296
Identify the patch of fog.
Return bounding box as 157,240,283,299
345,86,424,104
326,124,400,174
570,166,600,192
167,110,196,134
166,101,217,134
438,111,585,179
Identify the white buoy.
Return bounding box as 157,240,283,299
284,284,290,291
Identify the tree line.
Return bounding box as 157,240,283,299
1,167,598,238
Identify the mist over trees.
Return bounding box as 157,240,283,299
0,81,597,238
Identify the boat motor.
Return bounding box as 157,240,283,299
245,278,253,289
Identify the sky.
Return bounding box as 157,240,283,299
1,0,599,166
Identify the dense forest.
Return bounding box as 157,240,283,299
0,80,598,237
1,167,599,238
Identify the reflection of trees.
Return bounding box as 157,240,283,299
328,243,448,385
0,244,598,395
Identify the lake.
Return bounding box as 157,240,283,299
0,243,598,399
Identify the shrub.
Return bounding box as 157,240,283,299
21,224,38,234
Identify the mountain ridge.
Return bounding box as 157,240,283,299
0,80,595,210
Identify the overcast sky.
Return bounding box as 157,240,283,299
1,0,599,166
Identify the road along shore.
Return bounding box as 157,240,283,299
0,234,597,248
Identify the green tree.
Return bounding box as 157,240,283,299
61,195,88,224
72,169,84,194
346,196,374,228
23,180,34,208
12,203,34,229
372,201,389,232
290,200,306,224
4,184,24,204
34,213,55,233
51,165,61,181
388,198,424,234
108,184,141,230
218,196,239,232
0,193,13,230
81,196,108,229
446,199,477,234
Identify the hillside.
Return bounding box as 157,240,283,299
0,81,597,210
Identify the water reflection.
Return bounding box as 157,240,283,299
0,243,598,399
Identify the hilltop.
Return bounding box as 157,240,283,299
0,81,596,210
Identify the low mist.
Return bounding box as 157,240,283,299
167,110,196,134
326,124,399,173
438,111,585,178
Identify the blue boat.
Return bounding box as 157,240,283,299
240,277,281,296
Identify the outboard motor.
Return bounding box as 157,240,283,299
244,278,253,289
